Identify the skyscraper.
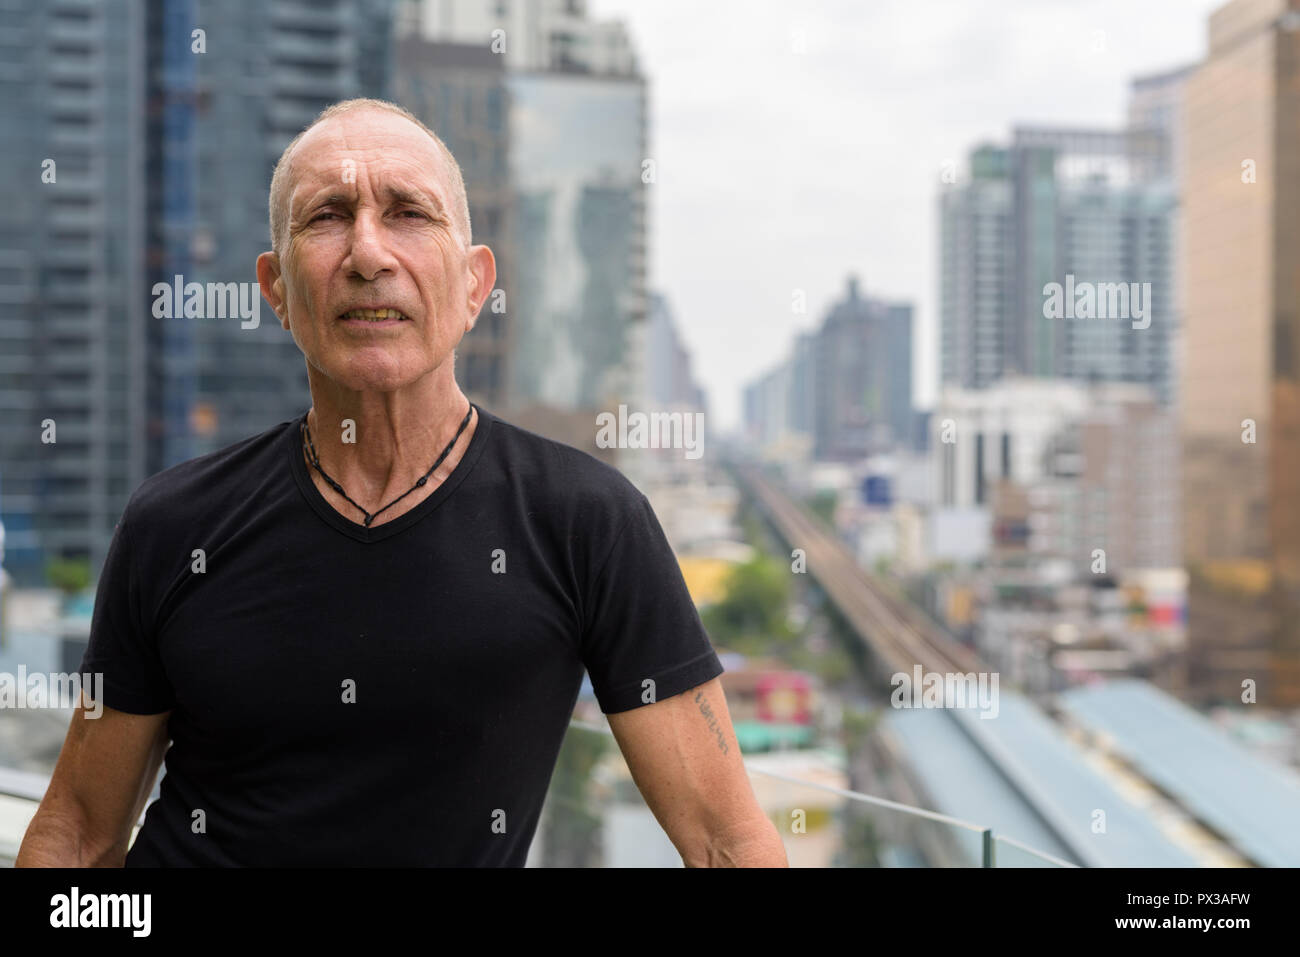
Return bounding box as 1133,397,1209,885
645,292,705,413
1129,64,1196,186
743,276,913,463
813,277,913,461
0,0,149,582
409,0,637,75
940,126,1178,405
1181,0,1300,706
506,67,646,412
939,145,1012,390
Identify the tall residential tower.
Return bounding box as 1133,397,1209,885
1181,0,1300,706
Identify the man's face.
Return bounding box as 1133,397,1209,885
257,109,494,394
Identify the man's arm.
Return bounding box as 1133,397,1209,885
607,677,787,867
15,696,170,867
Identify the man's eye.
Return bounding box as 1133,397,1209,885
310,212,339,223
397,209,428,219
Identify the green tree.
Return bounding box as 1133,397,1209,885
46,558,91,597
701,555,795,654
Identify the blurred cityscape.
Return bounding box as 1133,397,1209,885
2,0,1300,867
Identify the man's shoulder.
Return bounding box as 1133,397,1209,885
124,417,296,528
484,409,646,512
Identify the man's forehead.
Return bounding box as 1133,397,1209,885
287,111,447,200
297,109,438,160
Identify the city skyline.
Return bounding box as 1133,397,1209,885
592,0,1221,431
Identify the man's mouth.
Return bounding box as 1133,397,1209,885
338,308,409,322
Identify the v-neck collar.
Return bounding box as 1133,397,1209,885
287,403,494,543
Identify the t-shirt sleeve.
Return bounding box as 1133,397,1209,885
78,505,176,715
579,490,724,714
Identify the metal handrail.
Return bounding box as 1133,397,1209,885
572,717,985,831
567,717,1077,867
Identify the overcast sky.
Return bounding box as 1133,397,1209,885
589,0,1223,431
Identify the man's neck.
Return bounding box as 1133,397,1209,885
302,375,478,524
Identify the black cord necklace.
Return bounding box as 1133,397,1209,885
301,402,474,528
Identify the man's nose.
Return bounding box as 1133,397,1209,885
342,209,398,281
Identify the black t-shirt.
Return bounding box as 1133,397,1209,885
80,403,723,866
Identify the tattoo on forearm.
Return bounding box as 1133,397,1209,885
694,690,731,754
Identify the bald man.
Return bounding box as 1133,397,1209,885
17,99,786,868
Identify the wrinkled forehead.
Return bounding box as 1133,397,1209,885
286,110,449,207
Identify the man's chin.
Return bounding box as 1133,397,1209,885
312,354,423,394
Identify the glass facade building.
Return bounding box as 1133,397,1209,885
1181,0,1300,706
939,145,1012,390
0,0,149,582
940,127,1178,406
507,70,646,411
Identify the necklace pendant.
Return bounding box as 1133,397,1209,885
301,402,473,532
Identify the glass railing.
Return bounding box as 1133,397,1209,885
993,833,1076,868
531,719,1077,867
0,768,49,867
0,719,1075,868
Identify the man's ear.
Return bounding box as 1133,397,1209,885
256,250,290,330
464,244,497,333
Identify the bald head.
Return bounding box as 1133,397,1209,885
267,98,471,258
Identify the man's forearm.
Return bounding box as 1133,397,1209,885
683,815,789,867
15,808,127,867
